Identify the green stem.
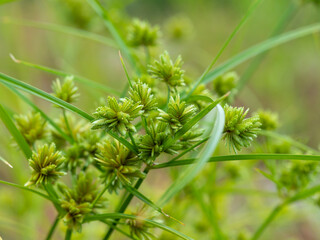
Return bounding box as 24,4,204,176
62,109,75,143
65,228,72,240
128,131,138,150
145,46,150,66
91,175,116,208
45,215,60,240
103,168,150,240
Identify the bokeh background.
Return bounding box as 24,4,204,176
0,0,319,239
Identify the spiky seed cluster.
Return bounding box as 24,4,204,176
95,139,145,193
165,15,193,40
148,51,185,88
213,71,238,97
138,121,180,164
25,143,65,186
15,112,48,146
58,172,105,231
52,75,79,103
179,127,204,148
255,110,279,131
127,19,160,47
223,105,261,152
128,81,157,113
92,96,143,135
158,95,196,132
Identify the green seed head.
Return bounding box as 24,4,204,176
127,19,160,47
254,109,279,131
52,75,79,104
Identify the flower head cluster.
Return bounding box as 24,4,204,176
128,81,157,113
165,15,193,40
127,19,160,47
148,51,185,88
58,172,105,231
255,109,279,131
95,139,145,193
25,143,65,186
158,95,197,132
15,112,48,146
223,105,261,152
92,96,143,135
213,71,238,97
52,75,79,103
138,121,180,164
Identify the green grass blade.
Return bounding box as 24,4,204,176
199,23,320,87
0,104,32,159
158,104,225,207
87,0,139,73
0,72,94,121
10,55,121,96
163,94,227,150
0,180,50,200
107,131,138,154
1,17,117,48
5,85,74,143
187,0,263,97
85,213,193,240
123,184,167,216
151,154,320,169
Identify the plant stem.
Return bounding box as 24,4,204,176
128,131,138,150
45,215,60,240
62,109,75,143
103,168,150,240
91,175,116,208
65,228,72,240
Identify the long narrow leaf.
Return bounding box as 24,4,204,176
85,213,193,240
151,154,320,169
0,104,32,159
0,72,94,121
1,18,117,48
158,104,225,206
0,156,12,168
195,23,320,90
10,55,121,96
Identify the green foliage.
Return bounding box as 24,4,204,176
213,71,239,97
223,105,261,152
52,76,79,104
92,96,143,135
25,143,65,186
15,112,48,146
255,109,279,131
95,139,145,193
148,51,185,88
127,19,160,47
128,81,157,113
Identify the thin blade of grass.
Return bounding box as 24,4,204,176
0,104,32,159
85,213,193,240
0,155,12,168
87,0,139,73
1,17,117,48
186,0,263,97
0,179,49,200
151,154,320,169
5,85,73,143
198,23,320,88
158,104,225,207
0,72,94,121
10,54,121,96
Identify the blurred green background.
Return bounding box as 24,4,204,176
0,0,319,239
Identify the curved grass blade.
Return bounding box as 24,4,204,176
251,184,320,240
187,0,263,97
151,154,320,169
163,94,227,151
1,18,117,48
0,155,12,168
5,85,73,143
158,104,225,207
10,54,121,96
0,104,32,159
87,0,139,73
85,213,193,240
196,23,320,89
0,72,94,121
0,179,49,200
